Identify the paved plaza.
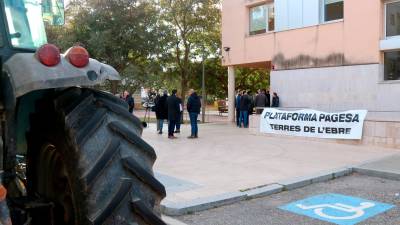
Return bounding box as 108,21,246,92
142,122,400,206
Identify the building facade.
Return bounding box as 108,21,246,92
222,0,400,148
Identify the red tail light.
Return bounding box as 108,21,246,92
66,46,89,68
36,44,61,67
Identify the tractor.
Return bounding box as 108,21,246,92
0,0,166,224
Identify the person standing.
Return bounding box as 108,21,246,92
272,92,280,107
167,90,180,139
239,91,251,128
247,91,254,121
155,90,168,134
124,91,135,113
187,89,201,138
235,90,242,127
255,90,267,114
175,94,183,133
265,90,271,107
154,93,161,131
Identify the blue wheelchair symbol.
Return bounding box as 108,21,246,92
279,193,395,225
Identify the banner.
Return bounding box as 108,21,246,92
260,108,368,140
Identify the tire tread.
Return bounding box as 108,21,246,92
122,157,166,197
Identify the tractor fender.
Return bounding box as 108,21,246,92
3,53,120,98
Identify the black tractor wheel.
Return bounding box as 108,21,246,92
26,88,166,225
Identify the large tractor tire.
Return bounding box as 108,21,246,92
26,88,166,225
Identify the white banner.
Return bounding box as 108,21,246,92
260,108,368,140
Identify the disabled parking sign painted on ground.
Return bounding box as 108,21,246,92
279,193,395,225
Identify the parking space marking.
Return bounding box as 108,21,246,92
279,193,395,225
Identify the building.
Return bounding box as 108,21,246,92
222,0,400,148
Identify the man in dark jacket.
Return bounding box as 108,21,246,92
124,91,135,113
175,95,183,133
247,91,254,120
266,90,271,107
239,91,251,128
235,90,242,127
272,92,280,107
167,89,181,139
155,90,168,134
255,90,267,114
187,89,201,138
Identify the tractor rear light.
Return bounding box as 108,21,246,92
36,44,61,67
66,46,89,68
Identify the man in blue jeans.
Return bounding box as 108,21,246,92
187,89,201,138
239,91,251,128
235,90,242,127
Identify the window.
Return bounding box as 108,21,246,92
42,1,52,13
386,1,400,37
4,0,47,49
268,4,275,31
323,0,344,22
384,51,400,80
249,4,274,35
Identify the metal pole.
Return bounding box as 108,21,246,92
202,59,206,123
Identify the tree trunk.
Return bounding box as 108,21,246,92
110,80,119,95
180,76,187,103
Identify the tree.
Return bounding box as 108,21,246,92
189,58,227,99
47,0,168,94
235,68,270,93
46,0,270,99
159,0,221,99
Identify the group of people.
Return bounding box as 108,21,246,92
235,89,279,128
154,89,201,139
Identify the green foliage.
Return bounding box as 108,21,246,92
47,0,168,94
189,58,227,99
159,0,221,99
46,0,270,99
235,68,270,93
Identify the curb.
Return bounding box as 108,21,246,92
353,167,400,181
161,167,353,216
162,191,247,216
278,167,352,191
245,184,284,199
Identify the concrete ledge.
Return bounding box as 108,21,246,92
353,167,400,181
279,176,312,191
244,184,284,199
162,191,247,216
278,167,353,191
332,167,353,178
310,172,334,183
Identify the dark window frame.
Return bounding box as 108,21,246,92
385,1,400,38
323,0,344,22
384,51,400,81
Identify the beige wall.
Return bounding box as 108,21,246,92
222,0,383,70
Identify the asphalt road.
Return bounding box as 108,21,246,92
175,174,400,225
